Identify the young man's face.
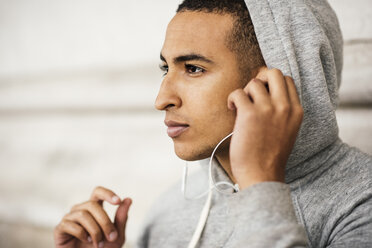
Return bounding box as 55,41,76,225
155,11,246,161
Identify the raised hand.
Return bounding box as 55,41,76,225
227,68,304,190
54,186,132,248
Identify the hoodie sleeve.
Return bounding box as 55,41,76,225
326,196,372,248
228,181,372,248
228,182,308,247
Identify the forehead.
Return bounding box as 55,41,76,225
161,11,234,60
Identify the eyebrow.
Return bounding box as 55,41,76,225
160,53,214,64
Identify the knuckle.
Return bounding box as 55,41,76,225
295,105,304,116
71,203,80,211
249,79,261,88
261,105,273,115
231,88,245,98
59,220,68,229
277,103,290,114
229,90,237,98
251,78,263,85
93,185,103,193
269,68,282,76
76,209,89,218
284,75,294,82
234,88,244,94
246,82,255,92
58,220,65,228
292,106,304,124
70,224,81,234
298,113,304,122
229,89,237,98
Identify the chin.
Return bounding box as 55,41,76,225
173,143,212,161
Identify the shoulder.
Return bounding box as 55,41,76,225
326,145,372,245
333,144,372,191
293,143,372,246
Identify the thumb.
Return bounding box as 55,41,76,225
114,198,132,240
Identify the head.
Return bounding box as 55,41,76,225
155,0,265,161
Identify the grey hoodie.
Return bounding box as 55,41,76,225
136,0,372,247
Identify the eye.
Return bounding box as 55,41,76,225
159,64,168,77
185,64,205,74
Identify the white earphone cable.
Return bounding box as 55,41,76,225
183,131,240,248
182,132,239,200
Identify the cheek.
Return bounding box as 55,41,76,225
174,98,236,161
173,72,240,160
186,84,236,137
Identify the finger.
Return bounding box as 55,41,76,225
227,89,252,111
257,68,290,104
115,198,132,241
72,201,118,243
90,186,121,205
65,210,104,245
243,78,271,105
284,76,301,106
56,219,91,244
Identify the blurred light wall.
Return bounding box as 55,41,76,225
0,0,371,247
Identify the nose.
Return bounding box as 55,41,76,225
154,75,182,111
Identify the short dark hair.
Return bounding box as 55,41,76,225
177,0,265,80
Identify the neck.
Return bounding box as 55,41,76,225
215,145,237,184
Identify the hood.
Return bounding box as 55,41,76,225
243,0,344,179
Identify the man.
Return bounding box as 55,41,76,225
54,0,372,247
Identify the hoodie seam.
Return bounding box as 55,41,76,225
266,0,295,79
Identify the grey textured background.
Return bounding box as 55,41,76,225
0,0,371,247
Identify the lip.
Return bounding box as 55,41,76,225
164,120,189,138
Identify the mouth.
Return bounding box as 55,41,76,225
164,120,190,138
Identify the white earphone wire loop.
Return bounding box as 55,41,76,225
208,132,240,194
184,131,240,248
182,131,239,201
